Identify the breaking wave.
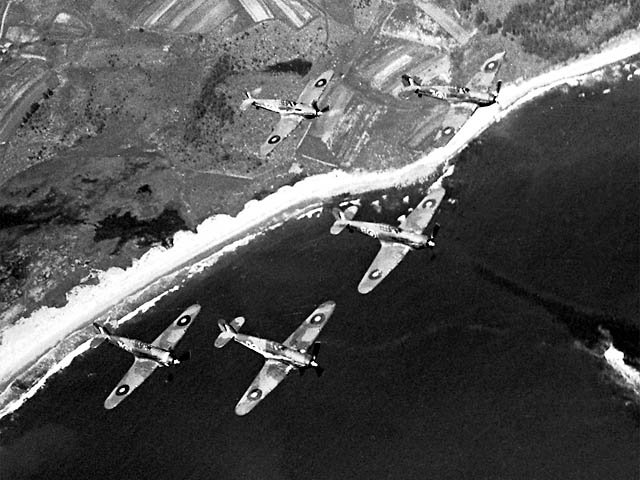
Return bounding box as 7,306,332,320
1,34,639,418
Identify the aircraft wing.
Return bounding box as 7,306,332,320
259,114,302,157
104,358,159,410
465,51,505,92
399,181,446,234
235,359,294,416
283,301,336,351
297,70,334,105
151,304,201,351
358,242,412,294
435,102,477,139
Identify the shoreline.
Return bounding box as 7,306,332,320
1,32,639,414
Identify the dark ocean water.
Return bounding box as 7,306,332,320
0,75,638,480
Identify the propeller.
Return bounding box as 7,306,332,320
166,351,191,382
299,343,324,377
427,223,441,249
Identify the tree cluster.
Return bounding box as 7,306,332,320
501,0,639,60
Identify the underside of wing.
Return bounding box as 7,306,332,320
104,358,158,410
259,114,302,157
400,182,446,234
152,304,201,351
235,360,294,416
358,242,412,294
283,301,336,351
435,103,477,140
297,70,334,105
465,51,505,92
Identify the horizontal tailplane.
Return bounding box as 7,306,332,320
214,317,244,348
240,92,254,111
93,322,111,336
330,205,358,235
401,74,421,88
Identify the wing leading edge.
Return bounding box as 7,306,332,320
358,242,412,294
297,69,334,105
435,102,477,140
235,360,294,416
465,51,505,92
152,304,201,351
104,358,159,410
283,300,336,351
259,114,303,157
399,181,446,234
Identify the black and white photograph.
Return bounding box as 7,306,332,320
0,0,638,478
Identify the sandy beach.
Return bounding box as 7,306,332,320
1,31,639,408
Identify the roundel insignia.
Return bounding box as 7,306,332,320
268,135,281,144
314,78,327,88
442,126,454,136
116,384,130,396
248,388,262,400
422,198,436,209
311,313,324,324
485,61,496,72
177,315,191,326
369,269,382,279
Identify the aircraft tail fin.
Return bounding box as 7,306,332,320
240,92,254,111
494,80,502,95
90,322,111,348
401,74,421,88
93,322,111,336
330,205,358,235
214,317,244,348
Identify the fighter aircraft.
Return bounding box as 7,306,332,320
215,300,335,416
401,51,505,139
92,304,201,409
330,180,445,294
240,70,333,157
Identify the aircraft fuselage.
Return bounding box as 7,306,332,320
250,98,319,118
105,335,176,367
418,85,497,106
344,220,430,249
233,334,314,368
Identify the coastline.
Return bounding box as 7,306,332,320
1,32,639,414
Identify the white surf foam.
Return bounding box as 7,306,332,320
0,285,183,418
1,32,639,408
604,344,640,397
